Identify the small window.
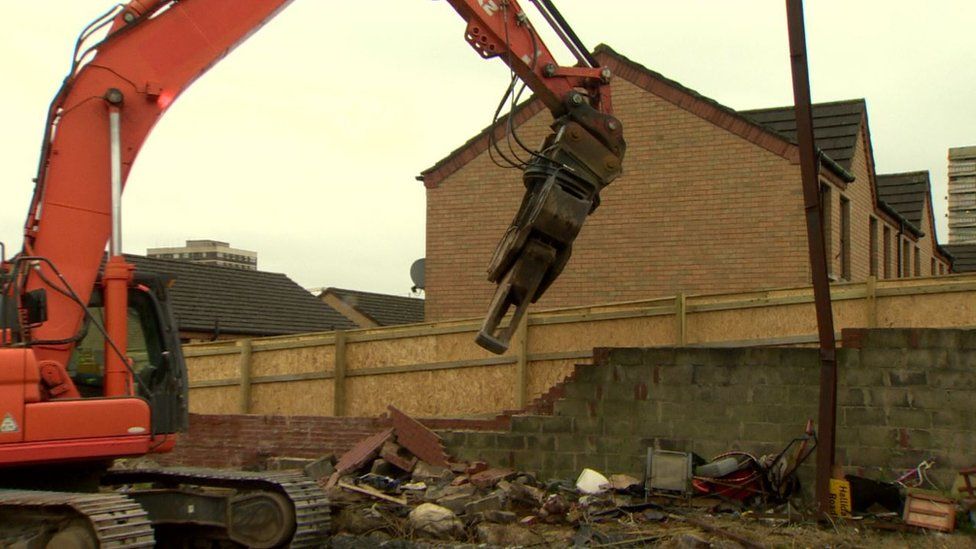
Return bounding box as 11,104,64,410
869,217,879,277
914,247,921,277
821,184,833,278
940,263,945,275
840,197,851,280
883,226,891,279
931,257,936,276
902,239,911,277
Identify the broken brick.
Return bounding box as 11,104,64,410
380,441,418,472
388,405,450,467
465,461,489,475
333,428,394,476
470,468,516,490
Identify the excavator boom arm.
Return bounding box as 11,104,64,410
11,0,624,401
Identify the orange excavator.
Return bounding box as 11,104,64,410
0,0,624,545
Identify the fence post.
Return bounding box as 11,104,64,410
675,292,687,346
515,315,529,409
238,339,253,414
866,276,877,328
333,331,347,417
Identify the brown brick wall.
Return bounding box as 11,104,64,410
424,72,949,321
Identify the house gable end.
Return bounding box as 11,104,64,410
420,44,856,189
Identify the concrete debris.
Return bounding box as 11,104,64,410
411,462,453,483
483,509,517,524
317,407,969,545
610,473,641,491
408,503,463,538
302,453,335,481
463,492,504,515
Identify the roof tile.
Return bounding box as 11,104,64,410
122,254,356,335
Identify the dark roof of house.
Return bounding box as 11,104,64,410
739,99,866,171
943,244,976,273
122,254,356,335
875,171,930,230
419,44,854,187
325,288,424,326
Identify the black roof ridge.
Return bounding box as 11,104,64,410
594,44,854,181
876,170,930,178
327,287,422,300
593,44,788,143
738,97,866,114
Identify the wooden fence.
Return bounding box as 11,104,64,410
184,274,976,417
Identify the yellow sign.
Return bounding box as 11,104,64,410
828,478,852,517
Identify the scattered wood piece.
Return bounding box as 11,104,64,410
338,480,407,505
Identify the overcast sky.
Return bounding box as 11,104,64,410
2,1,973,295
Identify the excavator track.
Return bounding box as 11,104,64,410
0,489,155,547
104,466,331,547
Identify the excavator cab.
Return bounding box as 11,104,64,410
68,272,188,435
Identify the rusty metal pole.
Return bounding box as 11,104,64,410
785,0,838,515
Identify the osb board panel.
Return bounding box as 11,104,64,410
690,286,812,308
529,316,675,355
688,302,816,344
188,386,238,414
876,275,972,291
832,299,872,331
251,345,334,377
346,330,497,372
187,353,240,382
527,359,577,402
250,380,333,416
344,364,516,417
876,292,976,328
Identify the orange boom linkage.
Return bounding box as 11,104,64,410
1,0,622,542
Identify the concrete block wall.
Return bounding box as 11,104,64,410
441,328,976,489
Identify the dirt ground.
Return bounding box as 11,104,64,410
326,508,976,548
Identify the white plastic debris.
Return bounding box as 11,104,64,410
575,468,610,494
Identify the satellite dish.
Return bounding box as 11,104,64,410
410,258,425,291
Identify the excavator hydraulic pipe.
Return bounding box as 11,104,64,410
102,256,133,397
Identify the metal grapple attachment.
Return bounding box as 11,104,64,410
476,100,625,354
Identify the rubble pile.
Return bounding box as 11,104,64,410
265,408,976,547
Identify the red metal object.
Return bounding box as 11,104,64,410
785,0,838,515
102,255,133,397
958,467,976,497
693,452,764,501
3,0,618,476
445,0,612,114
21,0,295,400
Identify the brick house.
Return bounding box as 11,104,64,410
419,45,952,321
